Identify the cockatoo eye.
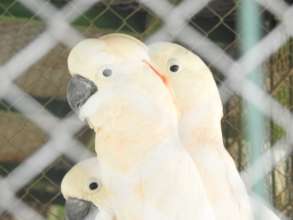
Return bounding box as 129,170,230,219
89,181,99,190
102,68,112,77
167,58,180,73
169,64,179,72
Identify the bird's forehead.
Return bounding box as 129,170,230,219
70,39,106,58
93,52,117,67
68,37,150,76
100,33,148,57
105,46,149,65
150,42,187,58
104,47,149,65
70,47,147,73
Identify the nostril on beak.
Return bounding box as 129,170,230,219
67,75,97,112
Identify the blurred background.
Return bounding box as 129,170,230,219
0,0,292,219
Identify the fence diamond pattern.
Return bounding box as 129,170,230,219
0,0,292,219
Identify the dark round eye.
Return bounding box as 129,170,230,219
169,64,179,72
89,182,99,190
102,68,112,77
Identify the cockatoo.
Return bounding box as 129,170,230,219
61,158,115,220
61,159,281,220
148,42,283,220
148,42,254,220
65,34,215,220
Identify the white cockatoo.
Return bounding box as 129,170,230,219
61,159,281,220
66,34,215,220
61,158,115,220
148,42,254,220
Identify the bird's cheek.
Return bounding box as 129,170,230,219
96,208,115,220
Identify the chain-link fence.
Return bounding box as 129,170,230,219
0,0,292,219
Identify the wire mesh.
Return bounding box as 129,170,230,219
0,0,292,219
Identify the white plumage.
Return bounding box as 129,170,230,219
64,34,215,220
148,42,254,220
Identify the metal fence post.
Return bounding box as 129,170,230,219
239,0,269,203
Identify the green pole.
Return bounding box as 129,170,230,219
239,0,269,203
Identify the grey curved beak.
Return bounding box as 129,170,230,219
65,198,98,220
67,75,97,112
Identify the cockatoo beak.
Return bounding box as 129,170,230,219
67,75,98,113
65,197,99,220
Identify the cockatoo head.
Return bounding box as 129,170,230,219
66,34,178,172
66,33,149,114
66,34,176,126
61,158,114,220
148,42,223,120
